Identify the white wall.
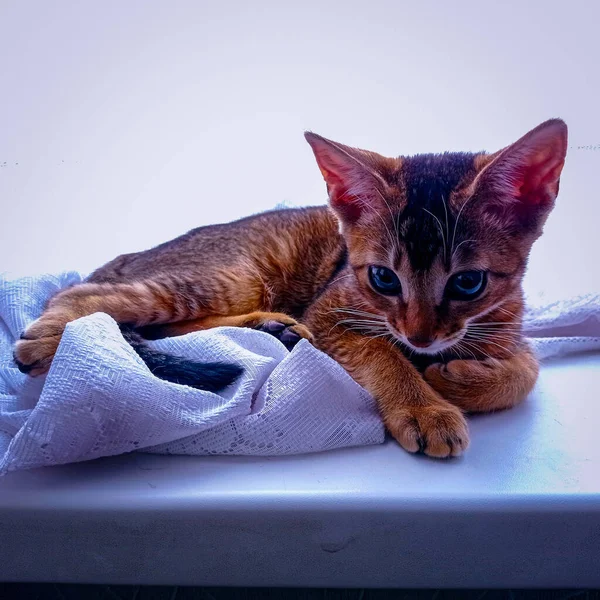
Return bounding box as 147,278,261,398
1,0,598,298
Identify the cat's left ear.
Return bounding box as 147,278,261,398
304,132,396,223
474,119,568,222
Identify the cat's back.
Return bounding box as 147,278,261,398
90,205,340,283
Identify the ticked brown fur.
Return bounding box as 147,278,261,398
14,119,567,458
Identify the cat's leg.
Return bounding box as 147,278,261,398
320,329,469,457
13,277,238,376
423,347,539,413
143,311,314,350
304,298,469,458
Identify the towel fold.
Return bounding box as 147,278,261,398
1,272,599,475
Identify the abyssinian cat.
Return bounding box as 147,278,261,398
14,119,568,458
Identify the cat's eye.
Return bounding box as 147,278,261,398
445,270,487,300
368,266,402,296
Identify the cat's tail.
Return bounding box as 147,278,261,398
120,326,243,393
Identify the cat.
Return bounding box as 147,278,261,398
14,119,567,458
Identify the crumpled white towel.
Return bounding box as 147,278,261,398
0,273,384,474
523,291,600,360
0,272,599,475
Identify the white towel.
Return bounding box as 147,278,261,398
1,272,599,475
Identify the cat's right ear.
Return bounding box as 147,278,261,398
304,132,393,223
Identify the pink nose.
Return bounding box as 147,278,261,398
407,336,434,348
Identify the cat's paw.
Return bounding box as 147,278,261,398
386,403,469,458
13,335,61,376
13,313,67,376
253,314,314,350
424,360,484,410
424,359,530,413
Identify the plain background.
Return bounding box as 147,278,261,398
0,0,598,299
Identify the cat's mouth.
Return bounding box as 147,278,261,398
387,326,465,356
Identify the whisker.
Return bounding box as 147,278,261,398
467,322,523,329
450,239,476,265
359,331,393,351
328,309,387,320
468,324,523,329
459,339,494,361
466,335,518,347
441,192,450,266
327,273,356,287
328,307,383,315
351,235,390,256
467,327,522,334
468,321,523,326
328,318,389,336
466,328,520,338
494,305,524,320
330,317,387,326
467,326,522,333
343,187,396,252
389,336,402,352
464,335,516,357
346,327,390,336
333,319,389,328
466,331,519,340
422,208,447,264
450,194,476,258
375,188,401,258
454,340,478,361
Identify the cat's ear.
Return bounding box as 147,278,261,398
304,132,394,223
474,119,568,223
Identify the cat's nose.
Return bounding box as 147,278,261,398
407,335,435,348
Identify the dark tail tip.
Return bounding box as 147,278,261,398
121,326,243,392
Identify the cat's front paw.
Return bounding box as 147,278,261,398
386,402,469,458
424,358,534,413
424,361,487,412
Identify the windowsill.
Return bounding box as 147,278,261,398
0,354,598,587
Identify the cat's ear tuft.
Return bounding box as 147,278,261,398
304,132,391,223
476,119,568,218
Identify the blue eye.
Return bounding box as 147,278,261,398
368,266,402,296
446,271,487,300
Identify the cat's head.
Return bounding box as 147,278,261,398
305,119,567,355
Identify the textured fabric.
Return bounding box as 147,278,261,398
0,273,383,474
0,273,599,475
523,292,600,360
